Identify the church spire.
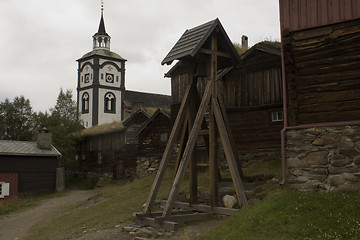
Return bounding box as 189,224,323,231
93,1,111,50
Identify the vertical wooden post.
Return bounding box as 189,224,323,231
162,81,213,217
209,103,219,207
209,32,220,207
144,84,193,214
188,96,198,204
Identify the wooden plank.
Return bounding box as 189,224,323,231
156,212,211,223
209,101,219,207
162,201,240,216
212,97,248,207
162,81,213,217
188,87,198,204
174,115,189,176
144,84,194,214
133,213,179,232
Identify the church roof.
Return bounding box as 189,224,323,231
123,90,171,110
94,13,109,37
77,49,126,61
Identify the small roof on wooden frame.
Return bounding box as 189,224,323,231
161,18,241,66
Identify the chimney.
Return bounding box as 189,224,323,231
37,128,52,150
241,35,248,50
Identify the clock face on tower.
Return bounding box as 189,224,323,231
84,73,90,83
106,73,114,83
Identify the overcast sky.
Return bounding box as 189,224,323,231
0,0,280,112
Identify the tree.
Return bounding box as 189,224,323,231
0,96,35,141
47,89,82,168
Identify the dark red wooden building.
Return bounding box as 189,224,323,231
0,131,61,198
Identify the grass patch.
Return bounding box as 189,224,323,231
200,188,360,240
24,172,176,240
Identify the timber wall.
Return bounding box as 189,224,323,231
283,19,360,126
0,156,57,194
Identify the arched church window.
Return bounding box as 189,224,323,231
82,92,89,114
104,92,116,113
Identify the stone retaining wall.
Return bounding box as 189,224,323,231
286,125,360,191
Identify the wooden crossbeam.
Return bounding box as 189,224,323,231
199,48,232,58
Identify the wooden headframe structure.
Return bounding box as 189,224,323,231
135,19,248,228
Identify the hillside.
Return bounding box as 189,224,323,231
1,159,359,239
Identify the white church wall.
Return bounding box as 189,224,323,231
98,89,122,125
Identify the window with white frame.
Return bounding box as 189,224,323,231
0,182,10,198
82,92,89,113
271,111,283,122
104,92,116,113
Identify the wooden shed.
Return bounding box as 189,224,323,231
76,122,129,178
279,0,360,189
0,131,61,198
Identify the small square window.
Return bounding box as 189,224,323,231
101,73,104,79
271,111,283,122
160,132,168,142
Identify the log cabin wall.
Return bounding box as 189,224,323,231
222,47,283,153
77,130,129,175
138,113,171,158
169,61,208,125
283,18,360,126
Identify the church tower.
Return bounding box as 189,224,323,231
77,4,126,128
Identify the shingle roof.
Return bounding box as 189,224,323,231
0,140,61,157
161,18,241,65
94,13,109,37
136,109,170,136
240,42,281,61
123,90,171,110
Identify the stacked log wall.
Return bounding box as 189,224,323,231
283,19,360,126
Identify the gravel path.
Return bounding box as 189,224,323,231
0,191,93,240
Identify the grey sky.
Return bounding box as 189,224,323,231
0,0,280,112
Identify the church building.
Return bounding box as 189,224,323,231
77,8,126,128
77,7,170,129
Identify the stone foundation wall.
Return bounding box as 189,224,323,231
286,125,360,191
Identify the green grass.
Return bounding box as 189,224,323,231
24,173,176,240
200,188,360,240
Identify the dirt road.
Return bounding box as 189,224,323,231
0,191,93,240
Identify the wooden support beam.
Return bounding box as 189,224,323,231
174,115,189,176
199,48,232,58
188,92,198,204
159,201,240,216
212,97,248,207
217,95,245,179
162,81,213,218
144,84,194,214
209,104,219,207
